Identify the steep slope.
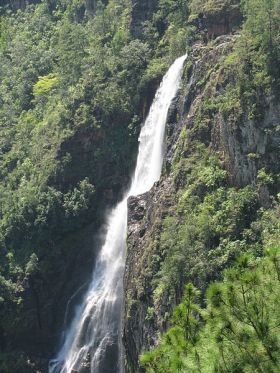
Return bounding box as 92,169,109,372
0,0,280,372
0,1,153,371
0,0,187,371
123,3,280,371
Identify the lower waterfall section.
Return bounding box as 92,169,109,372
49,54,187,373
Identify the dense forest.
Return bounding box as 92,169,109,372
0,0,279,372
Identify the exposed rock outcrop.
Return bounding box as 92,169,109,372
124,180,174,372
191,0,242,40
123,32,280,372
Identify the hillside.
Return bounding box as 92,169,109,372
0,0,279,372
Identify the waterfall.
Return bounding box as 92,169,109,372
49,54,187,373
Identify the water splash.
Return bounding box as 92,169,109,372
49,54,187,373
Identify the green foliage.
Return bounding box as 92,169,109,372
191,0,240,16
1,0,280,371
141,248,280,372
0,0,192,365
25,253,39,275
150,140,260,318
190,0,280,121
257,168,274,186
0,0,151,263
236,0,280,97
141,283,202,373
153,181,259,299
138,1,280,372
0,1,174,362
242,0,280,54
0,16,9,51
33,73,59,96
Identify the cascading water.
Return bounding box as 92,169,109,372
49,54,187,373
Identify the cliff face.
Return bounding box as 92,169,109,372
123,32,280,372
1,0,279,371
195,1,242,39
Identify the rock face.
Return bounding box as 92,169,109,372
191,0,242,40
124,181,174,372
123,32,280,372
202,4,242,38
184,36,280,192
212,94,280,188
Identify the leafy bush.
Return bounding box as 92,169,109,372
33,73,58,96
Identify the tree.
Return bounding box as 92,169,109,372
141,249,280,373
140,284,202,373
242,0,280,78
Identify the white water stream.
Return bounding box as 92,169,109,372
49,54,187,373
